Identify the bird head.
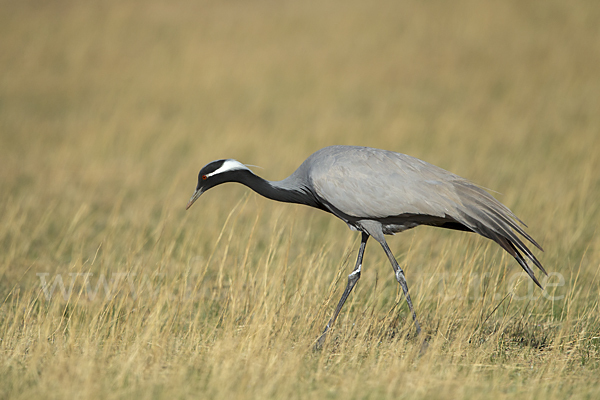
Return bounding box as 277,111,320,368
186,159,251,210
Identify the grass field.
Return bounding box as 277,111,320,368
1,0,600,398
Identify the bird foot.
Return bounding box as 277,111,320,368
418,333,431,357
313,332,328,351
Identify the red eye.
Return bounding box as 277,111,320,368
202,175,207,180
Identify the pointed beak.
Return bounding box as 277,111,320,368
186,188,204,210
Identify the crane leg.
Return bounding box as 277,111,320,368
315,232,369,349
380,240,422,335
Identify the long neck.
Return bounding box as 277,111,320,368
234,170,323,209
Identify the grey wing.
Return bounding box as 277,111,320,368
309,146,546,286
310,147,465,219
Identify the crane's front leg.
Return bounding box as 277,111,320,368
380,240,422,335
315,232,369,349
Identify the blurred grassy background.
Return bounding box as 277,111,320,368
1,0,599,399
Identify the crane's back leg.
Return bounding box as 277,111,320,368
379,240,422,335
315,232,369,349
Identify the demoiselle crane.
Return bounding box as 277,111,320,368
186,145,545,346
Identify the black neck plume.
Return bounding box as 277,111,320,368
232,170,324,210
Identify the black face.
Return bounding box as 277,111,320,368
187,159,249,210
195,159,228,190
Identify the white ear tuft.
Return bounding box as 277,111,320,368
206,159,250,178
244,164,263,170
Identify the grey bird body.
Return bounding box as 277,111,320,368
186,145,545,346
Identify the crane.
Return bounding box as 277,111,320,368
186,145,545,347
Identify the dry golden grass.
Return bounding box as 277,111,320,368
1,0,599,398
